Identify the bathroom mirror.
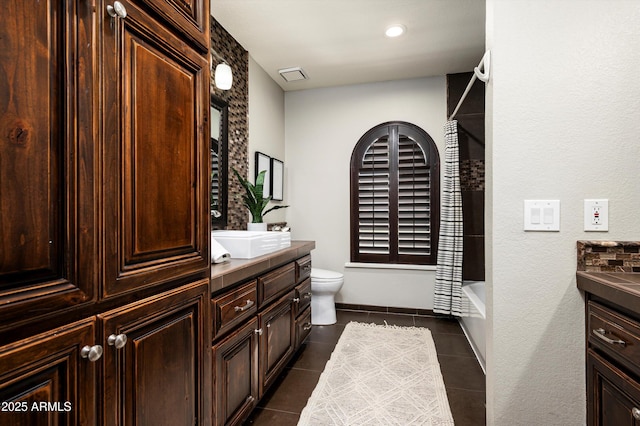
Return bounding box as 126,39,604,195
210,95,228,229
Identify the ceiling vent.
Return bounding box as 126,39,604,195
278,67,308,82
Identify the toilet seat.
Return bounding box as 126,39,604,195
311,268,343,280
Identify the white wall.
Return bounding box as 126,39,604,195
248,56,287,223
486,1,640,424
285,77,446,309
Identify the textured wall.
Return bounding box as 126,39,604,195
486,1,640,424
211,18,248,229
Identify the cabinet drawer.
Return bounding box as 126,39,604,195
258,263,296,308
295,278,312,316
295,306,312,348
213,280,257,340
296,255,312,282
588,301,640,370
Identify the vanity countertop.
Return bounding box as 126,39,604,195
210,240,315,294
577,271,640,313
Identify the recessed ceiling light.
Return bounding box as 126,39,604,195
385,25,406,38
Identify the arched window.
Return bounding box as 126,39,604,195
350,122,440,265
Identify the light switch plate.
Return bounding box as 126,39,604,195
524,200,560,231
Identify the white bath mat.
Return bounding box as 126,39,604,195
297,322,454,425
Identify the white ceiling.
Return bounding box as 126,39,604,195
211,0,486,91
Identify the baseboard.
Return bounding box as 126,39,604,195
336,302,437,317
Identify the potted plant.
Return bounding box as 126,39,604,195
232,168,288,230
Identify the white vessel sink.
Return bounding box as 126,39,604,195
212,231,291,259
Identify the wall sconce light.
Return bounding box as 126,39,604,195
215,63,233,90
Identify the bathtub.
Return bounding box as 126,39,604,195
459,281,486,373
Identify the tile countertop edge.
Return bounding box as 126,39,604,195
577,271,640,314
210,240,315,294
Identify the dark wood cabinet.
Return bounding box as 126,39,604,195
213,318,259,426
210,243,315,425
0,319,97,426
0,281,209,426
588,349,640,426
134,0,210,51
0,0,98,333
102,0,209,299
295,306,313,348
258,291,296,395
584,300,640,425
100,280,210,426
1,0,210,424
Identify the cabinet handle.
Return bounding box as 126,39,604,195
592,328,626,346
292,297,300,303
107,333,128,349
633,407,640,420
303,292,312,300
80,345,103,362
246,396,255,404
107,1,127,19
234,300,255,312
303,323,312,331
254,328,263,336
303,264,311,272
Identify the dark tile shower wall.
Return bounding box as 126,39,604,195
447,72,485,281
211,18,249,230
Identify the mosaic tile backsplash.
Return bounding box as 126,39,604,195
211,17,249,230
577,241,640,272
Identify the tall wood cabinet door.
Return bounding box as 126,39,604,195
135,0,210,51
99,280,211,426
0,0,97,330
0,319,97,426
258,292,296,396
213,317,259,426
101,1,210,299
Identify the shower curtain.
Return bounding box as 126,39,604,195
433,120,464,316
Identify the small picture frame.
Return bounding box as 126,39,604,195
255,151,271,197
271,158,284,201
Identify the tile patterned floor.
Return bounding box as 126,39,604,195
244,309,486,425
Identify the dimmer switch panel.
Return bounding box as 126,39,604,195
584,199,609,231
524,200,560,231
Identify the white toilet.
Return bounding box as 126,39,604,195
310,268,344,325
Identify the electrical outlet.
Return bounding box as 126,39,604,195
592,205,602,225
584,199,608,231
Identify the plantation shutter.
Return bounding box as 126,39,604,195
350,122,439,265
397,135,431,257
357,136,390,256
211,147,220,211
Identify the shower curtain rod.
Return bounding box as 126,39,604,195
448,50,491,121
